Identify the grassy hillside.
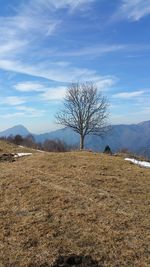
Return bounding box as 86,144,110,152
0,140,35,154
0,141,150,267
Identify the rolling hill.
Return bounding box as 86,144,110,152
0,140,150,267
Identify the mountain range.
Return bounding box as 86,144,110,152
0,121,150,158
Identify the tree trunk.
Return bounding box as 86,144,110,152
80,135,84,150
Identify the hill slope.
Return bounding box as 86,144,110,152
0,140,36,154
0,144,150,267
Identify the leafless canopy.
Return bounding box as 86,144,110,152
56,82,109,149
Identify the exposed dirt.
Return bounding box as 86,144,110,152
0,153,16,162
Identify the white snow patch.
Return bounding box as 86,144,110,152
14,153,32,158
125,158,150,168
18,145,44,153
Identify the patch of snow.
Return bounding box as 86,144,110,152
125,158,150,168
14,153,32,158
18,145,44,153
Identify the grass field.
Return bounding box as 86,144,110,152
0,141,150,267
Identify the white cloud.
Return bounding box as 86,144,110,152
0,105,46,119
112,90,144,99
117,0,150,21
95,76,117,91
13,78,116,104
0,41,28,58
0,96,26,106
15,106,37,112
0,0,117,86
41,86,66,101
0,0,93,59
0,0,62,39
0,59,117,86
0,0,61,66
0,112,25,119
14,82,46,92
0,0,123,88
15,105,46,117
0,0,116,101
40,77,116,101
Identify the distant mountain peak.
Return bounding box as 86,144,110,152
0,125,30,137
7,124,27,130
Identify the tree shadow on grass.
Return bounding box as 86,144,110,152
28,254,101,267
51,254,101,267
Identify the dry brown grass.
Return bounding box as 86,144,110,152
0,140,35,154
0,141,150,267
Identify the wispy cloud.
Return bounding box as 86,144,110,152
116,0,150,21
31,0,95,12
0,112,25,119
14,82,46,92
28,43,150,60
40,77,116,101
41,86,66,101
0,96,26,106
14,82,68,101
0,104,46,119
0,3,59,61
0,0,117,86
55,44,126,57
0,59,117,85
15,105,46,117
112,90,144,99
1,0,147,88
0,0,94,60
0,41,28,59
13,76,116,104
94,76,117,91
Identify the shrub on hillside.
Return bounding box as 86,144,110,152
43,139,68,152
103,145,112,154
0,135,74,152
22,135,37,148
14,135,24,145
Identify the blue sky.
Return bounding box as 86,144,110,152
0,0,150,133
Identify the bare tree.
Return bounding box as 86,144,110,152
56,82,109,150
